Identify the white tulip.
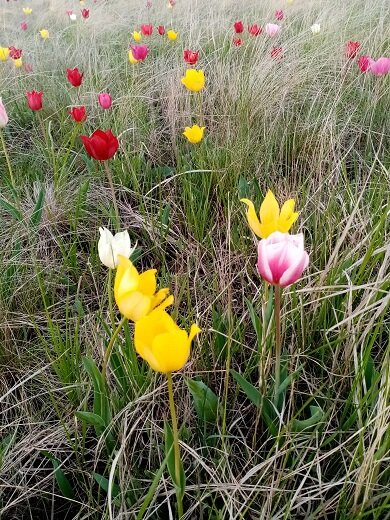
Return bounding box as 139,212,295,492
311,23,321,34
69,13,77,21
98,227,134,269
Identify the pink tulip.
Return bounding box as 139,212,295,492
257,232,309,288
98,92,112,109
370,57,390,76
0,97,9,128
130,44,149,61
265,23,281,37
275,10,284,21
20,21,28,31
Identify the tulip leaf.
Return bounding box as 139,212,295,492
185,378,219,424
29,186,45,227
292,406,324,432
0,197,22,221
93,472,121,500
75,411,106,431
164,422,186,496
42,451,74,499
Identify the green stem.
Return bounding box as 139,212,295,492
198,91,204,127
0,128,16,190
102,316,127,383
274,285,282,401
167,372,183,519
103,161,120,231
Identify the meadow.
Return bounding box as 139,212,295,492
0,0,389,518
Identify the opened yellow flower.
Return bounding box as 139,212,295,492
128,50,139,64
23,7,32,15
0,47,9,62
114,256,173,322
134,310,201,373
167,30,178,41
40,29,49,39
132,31,142,42
13,58,23,68
181,69,205,92
183,124,205,144
241,190,299,239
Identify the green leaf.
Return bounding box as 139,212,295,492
82,356,111,428
42,451,74,499
75,411,106,430
93,472,120,499
0,197,22,221
292,406,324,432
185,378,219,424
164,422,185,496
29,187,45,227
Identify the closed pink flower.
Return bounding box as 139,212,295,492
370,57,390,76
357,55,371,73
130,44,149,61
271,47,283,59
98,92,112,109
20,21,28,31
275,10,284,21
141,24,153,36
257,232,309,288
0,97,9,128
265,23,280,37
232,37,242,46
81,8,89,19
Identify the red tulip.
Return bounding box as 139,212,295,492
158,25,165,35
345,41,360,59
141,24,153,36
129,45,149,61
357,55,371,73
232,37,243,46
98,93,112,109
69,106,87,123
9,46,22,59
248,24,262,36
66,67,83,87
183,49,199,65
80,129,119,161
271,46,283,59
234,21,244,34
26,90,43,111
20,21,28,31
81,8,89,19
275,10,284,21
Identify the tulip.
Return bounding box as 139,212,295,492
158,25,165,35
183,49,199,65
271,46,283,59
141,24,153,36
248,24,262,36
345,41,360,59
0,97,9,128
22,7,32,15
168,0,176,6
370,57,390,76
114,255,173,322
20,21,28,31
310,23,321,34
24,63,33,73
275,10,284,21
9,47,22,60
146,0,152,7
233,37,243,46
181,69,205,92
98,228,134,269
132,31,142,42
69,13,77,21
128,50,139,64
240,190,299,239
81,8,89,18
0,48,9,61
80,129,119,161
98,93,113,109
167,30,178,41
234,21,244,33
130,45,149,61
14,58,23,68
357,55,371,73
183,124,205,144
134,310,200,373
40,29,49,39
66,67,83,87
66,10,73,15
265,23,280,37
69,106,87,123
26,90,43,111
257,231,309,288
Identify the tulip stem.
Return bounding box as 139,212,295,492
0,128,16,190
167,372,184,519
104,161,120,231
102,316,127,383
198,91,204,127
274,285,282,402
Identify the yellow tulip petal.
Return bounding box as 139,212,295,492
138,269,157,296
150,330,190,372
240,198,263,238
114,256,139,299
153,293,174,312
188,324,201,344
279,199,299,233
259,191,280,236
117,291,151,321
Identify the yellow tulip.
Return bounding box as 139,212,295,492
128,50,139,64
0,47,9,62
167,30,178,41
183,124,205,144
181,69,205,92
40,29,49,39
134,310,201,373
240,190,299,239
23,7,32,15
132,31,142,42
13,58,23,68
114,256,173,322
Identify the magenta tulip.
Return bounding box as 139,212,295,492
98,93,113,109
129,45,149,61
370,57,390,76
257,232,309,288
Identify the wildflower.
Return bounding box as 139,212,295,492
370,57,390,76
14,58,23,68
39,29,49,39
141,24,153,36
357,55,371,73
20,21,28,31
271,46,283,59
310,23,321,34
128,50,139,64
158,25,165,35
80,129,119,161
232,38,243,46
183,49,199,65
0,48,9,61
234,21,244,33
248,24,262,36
69,106,87,123
0,97,9,128
167,30,178,41
98,228,134,269
81,8,89,18
345,41,360,59
26,90,43,111
181,69,205,92
98,93,112,109
22,7,32,15
275,10,284,21
265,23,280,37
183,124,205,144
129,45,149,61
8,47,22,59
66,67,83,87
132,31,142,42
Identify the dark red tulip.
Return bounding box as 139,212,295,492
69,106,87,123
183,49,199,65
26,90,43,111
357,55,371,73
248,24,262,36
158,25,165,35
141,24,153,36
9,46,22,59
234,21,244,34
271,46,283,59
232,37,242,46
275,10,284,21
345,41,360,59
66,67,83,87
81,8,89,19
80,129,119,161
